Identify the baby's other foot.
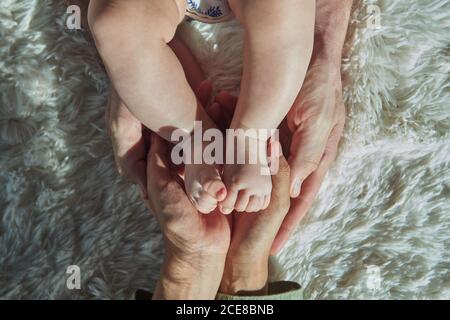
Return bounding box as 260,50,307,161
220,160,272,214
184,163,227,214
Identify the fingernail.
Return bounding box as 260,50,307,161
291,179,301,198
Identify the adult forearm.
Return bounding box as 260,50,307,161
314,0,353,63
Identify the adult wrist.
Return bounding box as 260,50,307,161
153,253,226,300
220,256,269,296
154,271,218,300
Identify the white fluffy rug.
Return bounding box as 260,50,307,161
1,0,449,299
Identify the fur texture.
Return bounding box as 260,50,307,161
0,0,449,299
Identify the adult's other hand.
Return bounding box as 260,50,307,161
145,133,231,300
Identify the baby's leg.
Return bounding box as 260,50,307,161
88,0,213,138
220,0,315,213
88,0,226,213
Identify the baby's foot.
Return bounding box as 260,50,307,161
184,163,227,214
220,138,272,214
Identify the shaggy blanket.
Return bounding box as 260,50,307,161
0,0,449,299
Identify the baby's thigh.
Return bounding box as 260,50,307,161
88,0,186,42
228,0,302,27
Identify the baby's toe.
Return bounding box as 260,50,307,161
204,179,227,202
234,190,250,213
246,195,261,212
219,185,239,214
262,194,271,210
192,191,218,214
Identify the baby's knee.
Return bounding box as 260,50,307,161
88,0,183,52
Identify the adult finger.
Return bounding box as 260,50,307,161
196,80,213,108
120,150,148,199
271,117,345,254
107,89,148,198
214,91,238,127
288,119,332,198
206,102,224,129
147,133,173,195
146,133,198,226
248,146,290,219
215,91,238,113
266,151,291,219
241,152,290,248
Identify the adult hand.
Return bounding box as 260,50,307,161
211,93,290,295
272,63,346,253
211,66,345,260
271,0,352,253
145,133,231,300
107,80,230,300
106,88,149,199
219,153,290,295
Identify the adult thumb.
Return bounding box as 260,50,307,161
288,124,328,198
